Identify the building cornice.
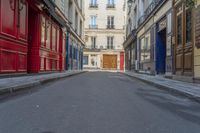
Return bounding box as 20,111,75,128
123,29,137,48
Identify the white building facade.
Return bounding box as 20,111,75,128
54,0,85,70
83,0,126,70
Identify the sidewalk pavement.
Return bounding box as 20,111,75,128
0,71,86,95
121,71,200,102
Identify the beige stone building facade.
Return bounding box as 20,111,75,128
83,0,126,70
194,0,200,82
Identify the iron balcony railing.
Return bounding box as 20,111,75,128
106,4,115,8
138,0,164,26
89,25,98,29
107,45,115,49
126,29,137,40
107,25,115,29
89,4,98,8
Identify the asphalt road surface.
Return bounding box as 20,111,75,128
0,72,200,133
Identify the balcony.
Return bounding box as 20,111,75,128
107,25,115,29
89,4,98,8
89,25,98,29
138,0,164,26
107,45,115,50
106,4,115,8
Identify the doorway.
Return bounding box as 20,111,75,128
175,3,193,76
27,5,40,73
156,28,167,74
103,55,117,69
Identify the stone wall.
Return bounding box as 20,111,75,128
194,3,200,79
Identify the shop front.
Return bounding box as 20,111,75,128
0,0,66,74
0,0,28,73
138,22,155,75
123,30,137,71
27,0,66,73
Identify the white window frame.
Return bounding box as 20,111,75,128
90,16,97,25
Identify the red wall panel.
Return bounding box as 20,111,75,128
18,53,27,71
1,50,16,72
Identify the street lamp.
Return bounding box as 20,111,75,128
127,0,133,8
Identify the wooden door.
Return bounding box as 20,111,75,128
175,3,193,76
103,54,117,69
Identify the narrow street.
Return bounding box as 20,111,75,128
0,72,200,133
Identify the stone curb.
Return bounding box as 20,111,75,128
0,71,86,96
120,72,200,103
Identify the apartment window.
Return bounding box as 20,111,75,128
91,37,96,48
167,13,172,34
75,11,78,32
80,20,83,37
90,0,97,5
186,9,192,44
108,0,114,5
90,0,98,8
177,15,182,45
68,1,72,21
61,0,65,12
128,19,132,34
107,36,114,49
89,16,97,29
107,16,114,29
107,0,115,8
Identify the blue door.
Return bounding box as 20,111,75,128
156,29,166,74
66,33,69,70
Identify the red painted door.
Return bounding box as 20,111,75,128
1,0,17,37
0,0,28,73
18,0,28,41
120,52,124,71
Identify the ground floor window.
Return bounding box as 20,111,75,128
90,55,97,66
83,56,89,65
140,33,151,62
131,43,135,65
